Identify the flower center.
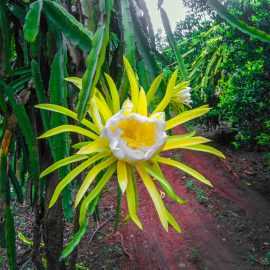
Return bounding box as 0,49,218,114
101,107,167,164
116,118,157,149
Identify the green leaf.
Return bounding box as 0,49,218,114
4,204,16,270
9,168,23,203
9,3,26,22
0,0,11,74
65,77,82,89
129,0,162,82
114,182,122,232
31,61,50,131
136,0,155,49
10,74,33,93
0,91,7,112
24,1,43,43
48,46,73,219
137,60,150,92
43,0,93,51
0,80,40,191
10,66,31,76
168,130,197,140
0,150,9,203
207,0,270,43
160,7,187,80
202,47,221,88
60,220,88,260
117,0,135,103
76,0,112,120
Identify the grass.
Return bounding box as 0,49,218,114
249,252,270,267
185,179,209,204
173,153,183,162
188,247,200,263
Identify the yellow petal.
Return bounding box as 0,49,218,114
72,141,91,149
93,95,113,121
166,208,182,233
146,73,163,104
163,136,211,151
79,163,117,225
76,138,108,155
136,163,168,231
126,164,142,229
104,73,120,114
144,161,186,204
137,88,147,116
49,151,110,208
75,156,116,207
123,56,139,111
122,99,133,116
95,89,108,105
89,99,103,133
153,156,212,187
40,154,88,178
165,106,211,130
151,69,178,115
65,77,82,89
182,144,225,159
35,104,99,134
150,112,165,121
117,160,128,193
38,125,99,140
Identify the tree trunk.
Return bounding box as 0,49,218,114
44,172,66,270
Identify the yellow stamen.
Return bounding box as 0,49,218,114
117,119,157,149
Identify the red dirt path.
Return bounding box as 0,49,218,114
118,126,270,270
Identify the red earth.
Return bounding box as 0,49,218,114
116,125,270,270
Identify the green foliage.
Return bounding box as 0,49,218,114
43,0,93,52
188,247,200,262
129,0,162,87
60,220,89,260
218,58,270,148
170,0,270,149
23,1,43,43
160,7,187,80
207,0,270,43
116,0,136,102
185,179,209,204
249,252,270,267
4,205,16,270
50,46,73,219
77,0,112,120
0,81,40,186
